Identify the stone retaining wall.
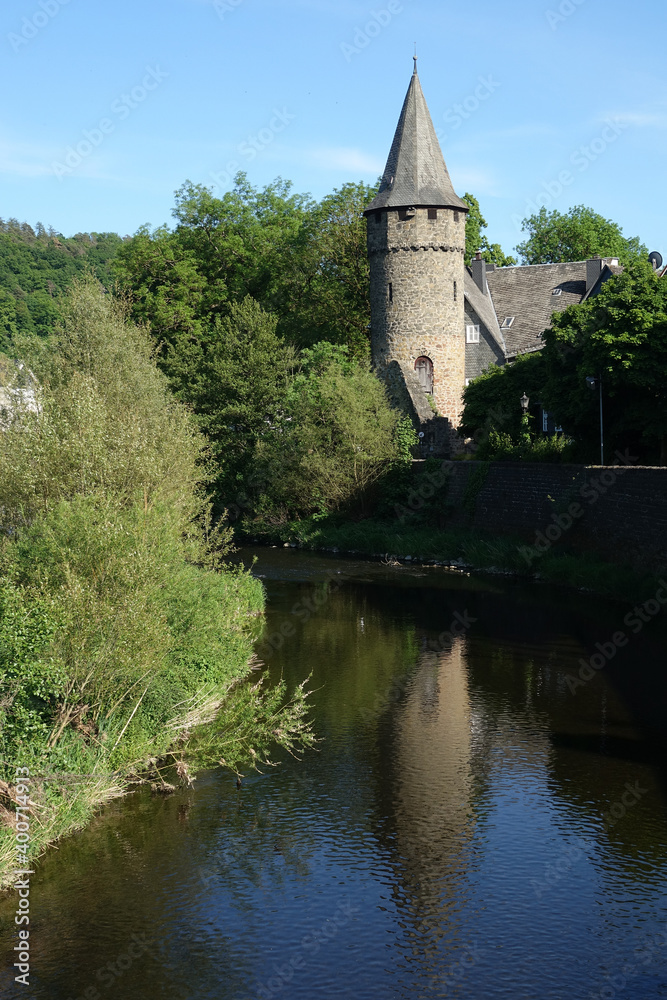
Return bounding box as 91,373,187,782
411,460,667,571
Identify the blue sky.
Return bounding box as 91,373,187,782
1,0,665,259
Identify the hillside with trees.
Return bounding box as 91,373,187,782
0,220,123,350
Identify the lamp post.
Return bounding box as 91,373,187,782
585,374,604,466
520,393,530,445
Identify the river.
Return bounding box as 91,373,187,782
2,548,667,999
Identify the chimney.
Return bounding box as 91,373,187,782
471,250,487,295
586,256,603,293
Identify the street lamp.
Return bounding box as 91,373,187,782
585,374,604,466
519,393,530,445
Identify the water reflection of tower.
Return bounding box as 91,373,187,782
386,634,477,964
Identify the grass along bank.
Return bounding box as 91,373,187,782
0,281,314,889
245,516,660,604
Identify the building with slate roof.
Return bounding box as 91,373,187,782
365,62,624,454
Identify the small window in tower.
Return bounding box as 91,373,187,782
454,211,460,224
428,208,438,221
466,324,480,344
454,280,457,302
388,282,393,302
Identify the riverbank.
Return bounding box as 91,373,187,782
242,516,660,604
0,559,266,892
0,284,316,893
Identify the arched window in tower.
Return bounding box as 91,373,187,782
414,356,433,394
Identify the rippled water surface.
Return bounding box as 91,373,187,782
2,549,667,999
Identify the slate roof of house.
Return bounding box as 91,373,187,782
365,63,469,214
463,270,506,354
486,261,590,357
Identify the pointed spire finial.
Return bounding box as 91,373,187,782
413,44,418,74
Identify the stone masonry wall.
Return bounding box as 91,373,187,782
367,207,466,448
411,460,667,572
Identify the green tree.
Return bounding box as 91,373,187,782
293,181,374,358
459,351,546,444
515,205,645,265
462,193,517,267
160,295,295,518
0,222,123,346
540,260,667,463
114,174,376,360
252,342,405,523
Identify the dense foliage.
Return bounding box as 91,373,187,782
462,262,667,463
0,280,314,882
0,219,122,349
113,174,375,360
540,260,667,463
515,205,645,265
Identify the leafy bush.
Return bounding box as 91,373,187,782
475,429,575,463
249,342,407,522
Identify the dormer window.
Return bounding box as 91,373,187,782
552,288,562,296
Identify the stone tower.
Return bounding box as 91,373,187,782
364,60,468,451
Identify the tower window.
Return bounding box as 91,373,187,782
466,324,480,343
388,282,393,302
454,280,457,302
428,208,438,221
454,211,460,223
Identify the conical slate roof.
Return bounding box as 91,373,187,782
365,62,468,214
